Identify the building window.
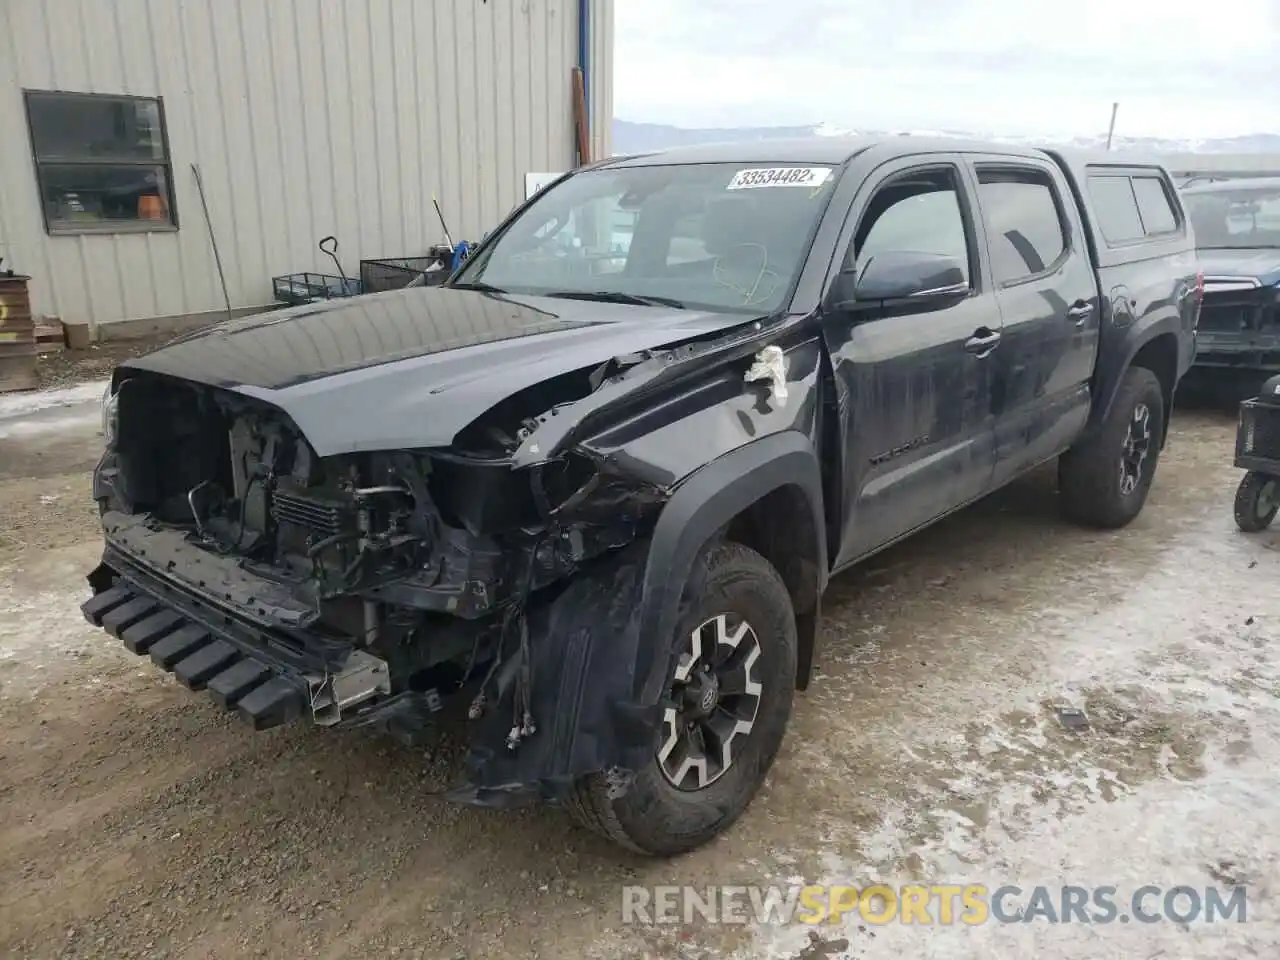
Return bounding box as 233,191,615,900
24,90,177,235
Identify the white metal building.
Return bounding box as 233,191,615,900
0,0,613,337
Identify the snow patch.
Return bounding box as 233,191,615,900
0,407,101,441
0,544,124,692
0,379,109,419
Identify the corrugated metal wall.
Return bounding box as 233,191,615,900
0,0,613,329
586,0,613,164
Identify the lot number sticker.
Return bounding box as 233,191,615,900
726,167,833,190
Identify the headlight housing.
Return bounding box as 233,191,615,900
101,383,120,445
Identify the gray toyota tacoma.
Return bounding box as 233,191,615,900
83,137,1199,856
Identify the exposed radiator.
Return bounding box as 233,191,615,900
271,488,351,537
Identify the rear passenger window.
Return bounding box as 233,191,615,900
1132,176,1178,234
975,168,1067,284
1087,176,1146,244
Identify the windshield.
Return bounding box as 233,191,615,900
1183,184,1280,249
453,162,838,313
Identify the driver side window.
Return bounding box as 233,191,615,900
846,167,971,284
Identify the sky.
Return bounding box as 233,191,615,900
613,0,1280,139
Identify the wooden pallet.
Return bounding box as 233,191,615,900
0,275,38,391
34,321,65,353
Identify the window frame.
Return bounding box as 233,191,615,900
1083,165,1186,250
23,89,179,236
1085,174,1147,246
843,162,980,297
1130,174,1181,238
973,163,1073,289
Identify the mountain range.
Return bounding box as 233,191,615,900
613,119,1280,157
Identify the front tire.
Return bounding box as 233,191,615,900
1059,366,1165,529
1234,471,1279,532
564,541,797,856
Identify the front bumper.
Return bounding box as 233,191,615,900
83,513,389,730
82,568,312,729
1191,331,1280,371
80,515,670,810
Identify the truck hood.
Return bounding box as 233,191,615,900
119,286,760,456
1197,248,1280,287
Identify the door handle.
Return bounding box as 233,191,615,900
1066,301,1094,324
964,328,1001,356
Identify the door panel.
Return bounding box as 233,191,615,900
821,158,1002,568
968,159,1100,487
828,296,1001,562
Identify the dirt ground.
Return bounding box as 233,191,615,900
33,340,165,391
1,354,1278,959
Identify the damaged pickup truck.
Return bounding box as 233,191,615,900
82,137,1199,856
1181,176,1280,376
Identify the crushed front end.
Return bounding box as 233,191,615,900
85,369,666,793
1193,280,1280,373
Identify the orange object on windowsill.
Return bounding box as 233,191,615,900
138,193,165,220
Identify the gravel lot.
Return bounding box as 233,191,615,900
1,356,1277,959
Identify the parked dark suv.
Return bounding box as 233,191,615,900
1182,176,1280,375
82,137,1199,856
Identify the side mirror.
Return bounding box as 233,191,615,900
835,251,969,307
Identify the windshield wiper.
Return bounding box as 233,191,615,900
448,281,508,293
543,290,687,309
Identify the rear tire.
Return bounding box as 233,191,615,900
1234,471,1279,532
564,541,797,857
1059,366,1165,529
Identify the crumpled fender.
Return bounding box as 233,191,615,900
451,539,657,806
453,430,826,807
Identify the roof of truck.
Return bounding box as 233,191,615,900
1041,146,1169,168
603,135,1052,167
601,139,1177,186
1181,176,1280,194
